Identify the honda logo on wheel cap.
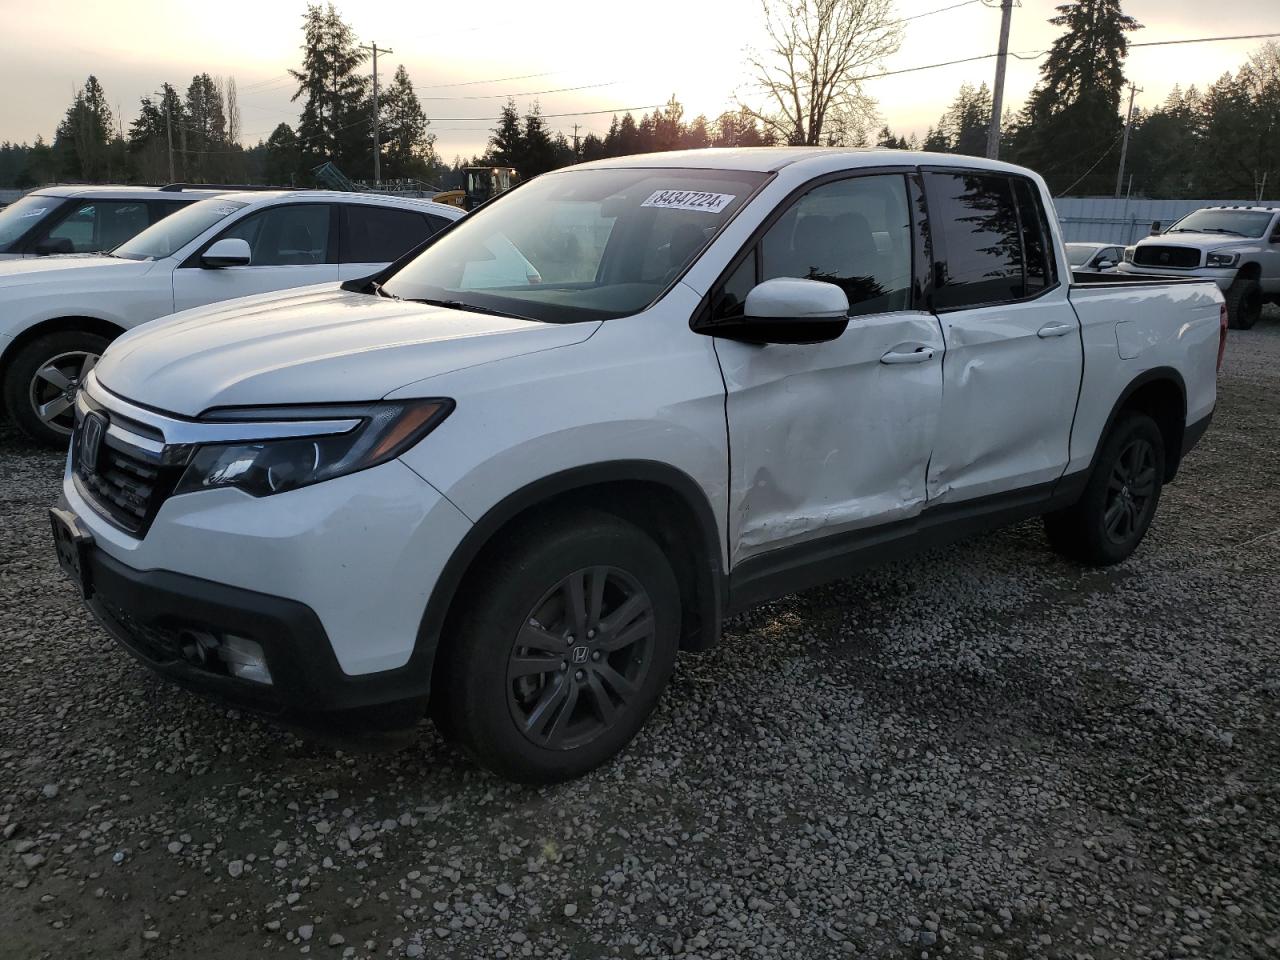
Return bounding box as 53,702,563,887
571,645,589,664
80,412,106,472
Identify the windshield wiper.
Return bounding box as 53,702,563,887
1201,228,1245,236
371,281,401,301
413,298,537,322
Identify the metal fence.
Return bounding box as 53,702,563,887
1053,197,1280,245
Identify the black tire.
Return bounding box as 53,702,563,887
1044,412,1165,566
1225,276,1262,330
3,330,110,447
431,509,681,783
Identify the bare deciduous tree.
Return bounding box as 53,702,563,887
742,0,903,147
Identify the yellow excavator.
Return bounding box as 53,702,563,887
433,166,518,211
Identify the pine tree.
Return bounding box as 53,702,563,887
264,123,301,186
290,3,368,170
54,76,114,180
521,105,557,176
682,115,711,150
1016,1,1141,194
379,64,433,179
487,99,524,167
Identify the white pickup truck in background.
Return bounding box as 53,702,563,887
0,191,462,445
1119,204,1280,329
52,149,1224,782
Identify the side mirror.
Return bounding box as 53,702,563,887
1096,260,1115,270
201,237,252,268
35,238,74,256
725,278,850,344
1149,221,1162,236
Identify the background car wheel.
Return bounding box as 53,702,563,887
3,330,109,447
1044,411,1165,566
432,509,681,783
1225,277,1262,330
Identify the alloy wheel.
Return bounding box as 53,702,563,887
28,350,99,436
1103,436,1156,544
507,566,656,751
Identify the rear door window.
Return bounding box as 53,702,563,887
341,205,438,263
44,200,151,253
925,172,1026,309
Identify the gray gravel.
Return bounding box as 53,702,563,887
2,314,1279,960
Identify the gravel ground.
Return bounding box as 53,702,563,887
2,315,1279,960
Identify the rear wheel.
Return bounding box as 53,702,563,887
1044,412,1165,566
1225,276,1262,330
3,330,109,447
432,510,680,783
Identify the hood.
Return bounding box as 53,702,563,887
1141,233,1256,250
0,253,151,287
94,286,599,416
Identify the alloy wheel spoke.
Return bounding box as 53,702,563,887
37,395,73,423
598,613,655,653
36,364,74,392
1131,467,1156,498
594,662,638,704
79,353,99,381
543,681,580,745
509,654,560,680
1104,499,1126,536
586,567,606,630
518,623,567,655
599,593,645,637
524,675,571,738
585,671,618,726
564,573,589,639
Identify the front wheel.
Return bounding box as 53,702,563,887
3,331,109,447
1225,276,1262,330
1044,412,1165,566
432,510,681,783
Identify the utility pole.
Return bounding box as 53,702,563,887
155,88,175,183
1114,83,1141,198
985,0,1014,159
572,123,581,160
361,42,392,187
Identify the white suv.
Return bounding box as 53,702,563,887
0,184,222,259
0,191,462,444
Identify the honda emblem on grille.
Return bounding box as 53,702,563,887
80,412,106,472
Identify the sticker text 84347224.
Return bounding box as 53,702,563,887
640,190,736,214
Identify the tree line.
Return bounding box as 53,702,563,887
2,1,1277,201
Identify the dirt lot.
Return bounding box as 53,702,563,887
2,318,1278,960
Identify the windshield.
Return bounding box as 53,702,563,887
1065,244,1099,266
0,194,63,250
114,198,248,260
1165,209,1275,238
383,167,768,323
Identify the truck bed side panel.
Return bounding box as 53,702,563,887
1065,280,1221,477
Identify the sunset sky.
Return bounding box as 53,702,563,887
0,0,1275,164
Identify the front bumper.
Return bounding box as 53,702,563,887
1116,263,1236,290
51,506,449,725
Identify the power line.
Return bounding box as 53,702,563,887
414,81,615,100
423,103,668,122
895,0,985,24
1055,129,1125,197
415,71,554,90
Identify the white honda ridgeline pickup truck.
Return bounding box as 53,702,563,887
51,149,1225,782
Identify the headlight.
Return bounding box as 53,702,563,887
1123,246,1135,263
174,399,453,497
1206,251,1239,268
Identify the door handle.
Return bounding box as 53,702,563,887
1037,322,1075,338
880,345,935,364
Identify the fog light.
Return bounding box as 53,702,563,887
218,635,273,685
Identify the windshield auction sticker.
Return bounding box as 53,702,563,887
641,190,736,214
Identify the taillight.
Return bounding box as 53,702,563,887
1217,303,1228,372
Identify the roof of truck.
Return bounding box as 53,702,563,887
574,147,1035,177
